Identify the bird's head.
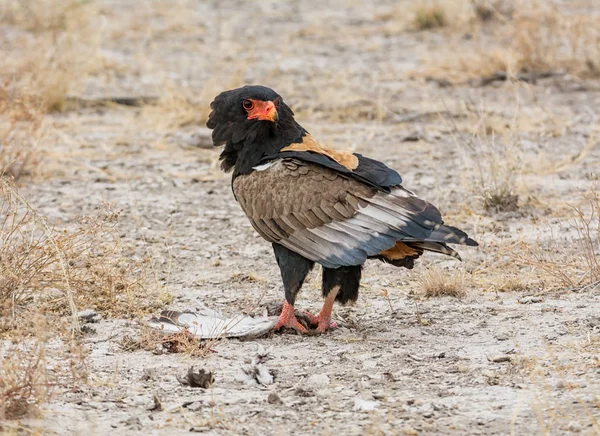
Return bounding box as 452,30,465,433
207,85,301,173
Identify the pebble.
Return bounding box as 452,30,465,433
267,392,283,405
362,360,378,370
495,332,510,341
567,421,583,432
518,296,543,304
78,309,101,323
123,416,142,430
353,398,379,411
489,355,512,363
306,373,330,388
419,403,434,418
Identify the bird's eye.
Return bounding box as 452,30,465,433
242,100,254,110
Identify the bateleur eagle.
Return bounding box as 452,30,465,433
207,85,477,334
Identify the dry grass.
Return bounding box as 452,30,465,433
0,314,87,421
0,0,102,182
448,105,523,213
414,4,447,30
142,83,224,132
0,177,167,420
471,0,514,22
425,0,600,82
510,3,600,77
0,178,165,333
472,186,600,294
1,0,85,33
571,189,600,286
0,85,45,181
419,267,468,298
495,276,530,293
524,345,600,434
1,0,101,112
119,327,215,359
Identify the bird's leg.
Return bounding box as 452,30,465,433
303,285,340,333
303,265,361,333
272,244,314,334
273,301,308,333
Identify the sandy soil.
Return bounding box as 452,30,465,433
3,0,600,434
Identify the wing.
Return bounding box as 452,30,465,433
265,133,402,191
233,159,476,269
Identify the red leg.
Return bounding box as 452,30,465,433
273,301,308,334
303,285,339,333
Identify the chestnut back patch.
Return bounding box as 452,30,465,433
281,135,359,171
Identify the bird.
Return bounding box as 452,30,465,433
207,85,478,334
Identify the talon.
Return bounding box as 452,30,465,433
273,302,308,334
302,311,338,333
302,311,319,326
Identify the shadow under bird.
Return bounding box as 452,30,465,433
207,85,478,334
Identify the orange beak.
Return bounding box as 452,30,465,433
246,100,278,122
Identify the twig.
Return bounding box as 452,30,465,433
285,376,305,392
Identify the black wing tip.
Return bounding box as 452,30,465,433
354,153,402,186
441,225,478,247
464,237,478,247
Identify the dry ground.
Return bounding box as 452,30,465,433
1,0,600,434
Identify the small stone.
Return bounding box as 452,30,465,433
267,392,283,405
306,373,330,388
362,360,378,369
353,398,379,411
382,372,396,382
141,368,156,381
178,367,214,388
372,391,386,400
182,401,202,412
495,332,509,341
294,388,314,397
78,309,101,323
489,355,512,363
123,416,142,430
518,296,543,304
420,403,435,418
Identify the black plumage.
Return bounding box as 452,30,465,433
207,85,478,334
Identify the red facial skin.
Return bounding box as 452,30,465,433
244,99,278,122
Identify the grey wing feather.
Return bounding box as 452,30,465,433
233,159,476,268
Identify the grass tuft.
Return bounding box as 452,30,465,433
0,314,87,421
0,85,45,181
505,187,600,292
414,4,447,30
119,328,215,359
419,267,467,298
447,105,523,214
472,0,513,23
1,0,101,112
0,179,164,333
425,1,600,83
481,186,519,213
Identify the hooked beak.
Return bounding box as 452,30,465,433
247,100,279,123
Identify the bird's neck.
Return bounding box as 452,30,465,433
232,121,306,177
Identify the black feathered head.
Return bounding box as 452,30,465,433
207,86,301,173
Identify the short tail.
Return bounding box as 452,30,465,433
406,224,478,261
